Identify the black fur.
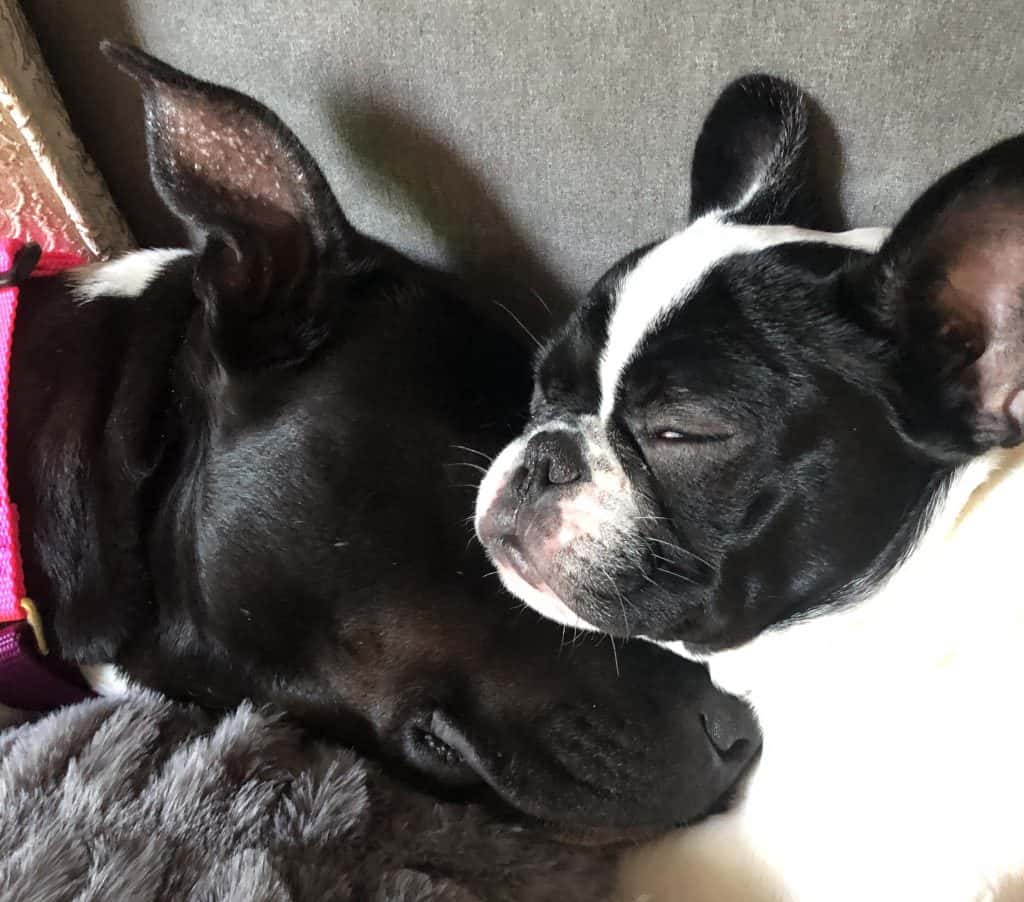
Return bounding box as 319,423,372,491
7,45,760,839
481,74,1024,653
690,74,817,228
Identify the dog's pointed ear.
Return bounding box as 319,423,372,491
102,42,353,369
689,74,819,227
864,134,1024,456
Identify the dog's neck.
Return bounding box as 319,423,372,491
8,250,197,663
706,443,1024,713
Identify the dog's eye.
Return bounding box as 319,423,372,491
654,428,732,444
401,717,481,787
416,728,464,768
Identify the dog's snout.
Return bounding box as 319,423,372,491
701,693,760,763
521,430,585,494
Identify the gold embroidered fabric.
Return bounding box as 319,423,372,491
0,0,133,259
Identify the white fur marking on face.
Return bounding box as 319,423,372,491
68,248,193,302
79,663,139,698
474,434,528,529
598,221,889,420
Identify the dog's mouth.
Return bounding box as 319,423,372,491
489,537,602,632
492,536,552,593
706,739,762,816
540,740,763,848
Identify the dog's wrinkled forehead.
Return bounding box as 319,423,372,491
559,217,890,423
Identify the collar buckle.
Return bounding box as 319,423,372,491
0,243,42,288
18,598,48,656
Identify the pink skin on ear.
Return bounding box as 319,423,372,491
1008,388,1024,432
938,211,1024,442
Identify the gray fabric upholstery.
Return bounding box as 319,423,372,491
22,0,1024,324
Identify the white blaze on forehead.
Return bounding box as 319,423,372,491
597,218,890,420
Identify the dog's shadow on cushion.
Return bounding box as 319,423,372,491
330,96,572,343
803,94,849,231
330,90,849,346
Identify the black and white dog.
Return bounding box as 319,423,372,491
7,45,761,843
477,75,1024,898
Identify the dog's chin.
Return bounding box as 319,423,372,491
490,546,602,633
495,562,601,632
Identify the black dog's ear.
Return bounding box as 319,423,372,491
102,42,353,369
689,74,818,227
865,134,1024,456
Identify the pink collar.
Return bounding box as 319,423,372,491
0,238,93,710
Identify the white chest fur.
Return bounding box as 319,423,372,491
623,447,1024,902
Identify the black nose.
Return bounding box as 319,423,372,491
701,693,760,762
518,430,586,496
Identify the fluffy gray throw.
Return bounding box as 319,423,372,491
0,694,616,901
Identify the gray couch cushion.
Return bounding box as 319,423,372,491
23,0,1024,322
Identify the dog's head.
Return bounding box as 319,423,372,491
477,74,1024,653
55,45,761,840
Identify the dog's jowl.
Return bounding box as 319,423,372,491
477,74,1024,899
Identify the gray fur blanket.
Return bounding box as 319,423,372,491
0,694,616,901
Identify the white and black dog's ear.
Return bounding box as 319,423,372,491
689,73,819,227
864,134,1024,456
102,42,353,369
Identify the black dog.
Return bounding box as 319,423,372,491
477,74,1024,896
5,44,759,842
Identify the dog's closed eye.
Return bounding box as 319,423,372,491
653,428,734,443
400,713,481,787
414,727,464,769
637,399,737,446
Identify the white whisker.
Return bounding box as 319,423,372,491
528,287,553,318
450,443,494,462
445,461,488,475
656,566,698,585
594,560,632,640
492,299,543,350
645,535,714,570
